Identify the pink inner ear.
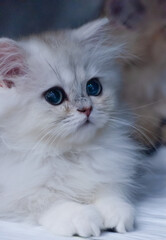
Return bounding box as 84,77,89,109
0,40,26,77
6,67,24,77
0,39,26,88
0,80,15,89
3,80,15,88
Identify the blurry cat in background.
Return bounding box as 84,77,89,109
104,0,166,151
0,19,141,237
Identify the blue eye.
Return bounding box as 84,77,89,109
86,78,102,96
44,87,66,105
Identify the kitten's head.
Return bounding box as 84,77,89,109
0,18,125,150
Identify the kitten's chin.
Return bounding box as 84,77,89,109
49,120,106,150
67,122,99,146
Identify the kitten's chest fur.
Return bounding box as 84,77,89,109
0,126,136,219
39,148,112,203
0,145,108,208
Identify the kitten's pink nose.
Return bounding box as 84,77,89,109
77,106,92,117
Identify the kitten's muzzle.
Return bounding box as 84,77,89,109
77,106,92,117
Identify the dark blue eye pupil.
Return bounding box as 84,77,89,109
44,87,65,105
86,78,102,96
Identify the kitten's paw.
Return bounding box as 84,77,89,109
39,202,103,237
95,198,135,233
72,206,103,237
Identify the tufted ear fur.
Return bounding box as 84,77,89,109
74,18,109,42
0,38,27,89
73,17,130,65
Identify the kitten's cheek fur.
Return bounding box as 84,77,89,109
39,202,103,237
94,197,135,233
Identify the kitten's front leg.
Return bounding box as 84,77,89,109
94,191,135,233
39,201,103,237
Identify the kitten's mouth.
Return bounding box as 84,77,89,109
77,118,93,132
81,119,92,127
85,119,90,124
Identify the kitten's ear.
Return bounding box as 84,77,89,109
0,38,27,89
74,18,109,42
105,0,146,29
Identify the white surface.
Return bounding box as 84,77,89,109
0,148,166,240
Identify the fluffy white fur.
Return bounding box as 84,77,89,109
0,18,140,237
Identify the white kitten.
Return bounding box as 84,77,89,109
0,18,140,237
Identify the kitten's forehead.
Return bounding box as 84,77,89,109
22,33,91,91
21,29,121,96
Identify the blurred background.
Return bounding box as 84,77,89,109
0,0,104,38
